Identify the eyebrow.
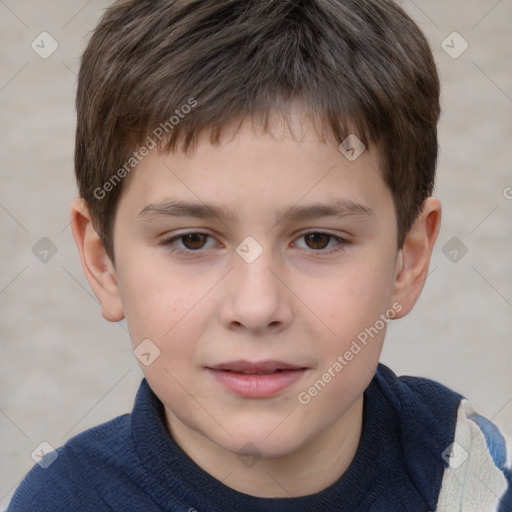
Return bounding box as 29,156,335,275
137,198,374,225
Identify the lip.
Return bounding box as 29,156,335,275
206,360,308,398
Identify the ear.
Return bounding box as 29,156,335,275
391,197,441,319
70,198,125,322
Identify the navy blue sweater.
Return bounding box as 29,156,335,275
7,364,511,511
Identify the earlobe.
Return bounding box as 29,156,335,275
391,197,441,318
70,198,125,322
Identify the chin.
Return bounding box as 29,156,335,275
212,421,312,460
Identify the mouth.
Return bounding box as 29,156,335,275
206,360,308,398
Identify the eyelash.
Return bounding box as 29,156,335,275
161,231,350,256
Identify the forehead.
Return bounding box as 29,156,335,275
117,112,389,223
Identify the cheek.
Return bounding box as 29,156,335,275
294,261,394,421
304,253,397,339
116,257,208,351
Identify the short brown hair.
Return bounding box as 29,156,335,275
75,0,440,263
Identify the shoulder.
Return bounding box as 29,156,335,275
436,399,512,511
364,364,464,506
373,363,463,412
371,364,512,511
371,363,464,444
7,414,135,512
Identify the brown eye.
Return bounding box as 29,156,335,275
181,233,208,250
304,233,331,250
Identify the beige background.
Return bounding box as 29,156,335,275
1,0,511,508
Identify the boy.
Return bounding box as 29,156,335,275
8,0,512,510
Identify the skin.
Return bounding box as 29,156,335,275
71,109,441,498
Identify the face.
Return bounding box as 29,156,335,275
110,113,402,462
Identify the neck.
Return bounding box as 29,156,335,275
165,396,364,498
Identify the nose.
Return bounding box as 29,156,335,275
219,247,293,334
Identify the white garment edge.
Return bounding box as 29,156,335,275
435,399,508,512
